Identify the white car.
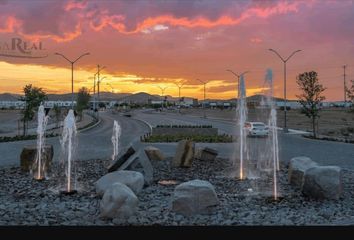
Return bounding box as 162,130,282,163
244,122,269,137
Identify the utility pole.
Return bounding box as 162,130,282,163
343,65,347,105
96,65,106,118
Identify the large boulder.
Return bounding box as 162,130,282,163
302,166,343,200
118,149,154,186
99,182,138,219
144,146,164,161
95,170,144,196
172,179,219,216
200,147,218,161
20,145,53,173
288,156,318,188
172,140,195,167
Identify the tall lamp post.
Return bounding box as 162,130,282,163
196,79,208,118
95,65,106,117
55,52,90,109
226,70,249,98
268,48,302,133
157,86,168,109
175,82,184,112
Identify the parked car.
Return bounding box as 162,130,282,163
244,122,269,137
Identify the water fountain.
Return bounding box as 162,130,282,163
111,120,121,161
264,69,280,200
32,105,49,180
235,75,249,180
60,109,77,194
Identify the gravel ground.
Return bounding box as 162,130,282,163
1,157,354,226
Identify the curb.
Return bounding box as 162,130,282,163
78,117,101,133
132,116,153,134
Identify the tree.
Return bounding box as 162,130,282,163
346,80,354,109
76,87,90,121
20,84,47,136
296,71,326,138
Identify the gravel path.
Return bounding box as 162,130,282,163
1,157,354,225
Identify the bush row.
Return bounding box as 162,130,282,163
142,134,233,143
0,133,59,143
155,124,212,128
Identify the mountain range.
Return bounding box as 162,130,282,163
0,92,288,103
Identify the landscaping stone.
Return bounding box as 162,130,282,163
302,166,343,200
107,146,135,172
95,170,144,196
172,179,219,216
144,146,164,161
288,156,318,188
172,140,195,167
200,147,218,161
119,149,154,186
99,182,138,219
20,145,53,172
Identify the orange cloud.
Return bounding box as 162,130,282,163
90,1,301,34
0,16,22,33
65,0,88,11
21,22,82,43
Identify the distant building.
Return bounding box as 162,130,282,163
180,97,198,107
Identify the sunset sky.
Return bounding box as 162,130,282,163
0,0,353,100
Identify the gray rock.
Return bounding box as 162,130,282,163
95,170,144,196
172,179,219,216
288,156,318,188
144,146,164,161
172,140,195,167
119,149,154,186
302,166,343,200
20,145,53,173
200,147,218,161
107,146,135,172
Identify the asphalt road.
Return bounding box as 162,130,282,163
0,111,149,167
134,109,354,170
0,109,353,171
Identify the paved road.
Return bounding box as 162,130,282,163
0,111,149,167
1,108,353,171
134,109,354,170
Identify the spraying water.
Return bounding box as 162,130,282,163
60,109,77,193
236,75,248,180
111,120,121,161
33,105,49,180
264,69,280,200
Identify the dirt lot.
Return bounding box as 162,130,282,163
180,107,354,140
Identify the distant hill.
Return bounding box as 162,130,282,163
0,93,21,101
118,92,161,103
0,92,295,102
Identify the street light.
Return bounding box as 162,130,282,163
95,65,106,117
226,69,250,98
55,52,90,109
156,86,168,109
268,48,302,133
196,78,208,118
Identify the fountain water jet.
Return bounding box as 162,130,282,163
60,109,77,194
235,75,249,180
264,69,280,200
32,105,49,180
111,120,121,161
